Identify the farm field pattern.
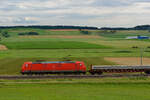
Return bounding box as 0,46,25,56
1,28,150,100
0,29,150,75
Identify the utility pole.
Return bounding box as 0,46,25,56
140,47,145,66
140,48,143,65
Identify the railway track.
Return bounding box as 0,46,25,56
0,74,149,79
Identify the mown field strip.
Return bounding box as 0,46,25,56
0,82,150,100
1,41,111,49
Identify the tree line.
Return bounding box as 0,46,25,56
0,25,98,30
0,25,150,30
101,25,150,30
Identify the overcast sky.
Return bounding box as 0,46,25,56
0,0,150,27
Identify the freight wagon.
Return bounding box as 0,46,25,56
21,61,86,75
89,65,150,75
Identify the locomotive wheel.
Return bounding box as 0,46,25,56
145,71,150,74
74,72,80,75
27,72,33,76
21,73,24,75
90,72,95,75
97,72,103,75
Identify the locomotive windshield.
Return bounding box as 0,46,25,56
25,64,28,67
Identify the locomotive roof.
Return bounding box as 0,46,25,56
32,61,76,64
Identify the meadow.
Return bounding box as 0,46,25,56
1,41,110,49
0,78,150,100
0,28,150,100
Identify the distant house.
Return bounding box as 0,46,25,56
126,36,149,39
126,36,138,39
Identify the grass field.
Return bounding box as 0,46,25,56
0,57,115,75
1,28,90,36
2,28,149,37
105,57,150,65
0,78,150,100
1,41,111,49
99,30,150,38
1,28,150,100
0,28,150,75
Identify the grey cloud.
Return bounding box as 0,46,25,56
1,0,150,27
131,0,150,2
0,0,149,12
0,5,19,11
12,17,38,24
90,0,131,7
63,13,117,20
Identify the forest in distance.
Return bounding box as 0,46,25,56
1,25,150,30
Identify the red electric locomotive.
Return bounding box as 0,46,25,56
21,61,86,75
21,61,150,75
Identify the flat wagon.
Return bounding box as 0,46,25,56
89,65,150,75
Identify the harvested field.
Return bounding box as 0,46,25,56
0,45,8,50
19,35,101,39
50,29,80,31
104,57,150,65
49,29,97,31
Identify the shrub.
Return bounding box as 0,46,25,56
2,31,10,38
18,33,26,35
132,46,138,49
80,30,91,35
28,32,39,35
147,46,150,48
18,32,39,36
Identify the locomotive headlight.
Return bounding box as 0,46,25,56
80,64,82,66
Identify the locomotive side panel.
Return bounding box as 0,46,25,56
30,63,43,72
45,63,59,72
54,63,76,73
21,61,86,75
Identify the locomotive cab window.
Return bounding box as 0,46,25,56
25,64,28,67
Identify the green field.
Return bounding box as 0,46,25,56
0,28,150,100
0,78,150,100
2,28,150,37
0,28,150,75
99,30,150,38
1,28,89,36
1,41,111,49
0,57,116,75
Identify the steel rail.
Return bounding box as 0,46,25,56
0,74,149,79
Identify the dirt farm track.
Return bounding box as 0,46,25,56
19,35,101,39
0,45,7,50
105,57,150,65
